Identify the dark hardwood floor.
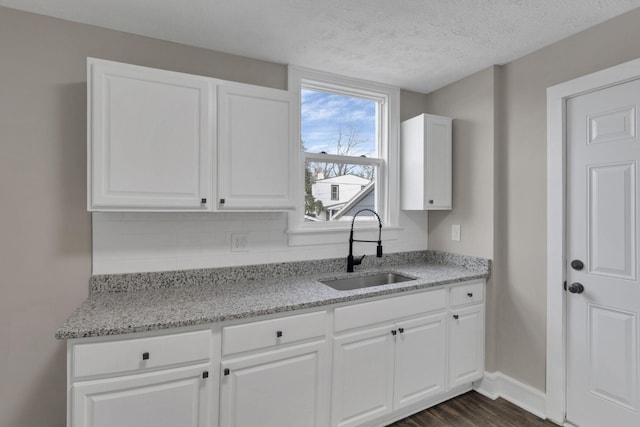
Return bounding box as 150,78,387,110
389,391,557,427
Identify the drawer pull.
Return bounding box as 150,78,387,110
142,352,150,361
453,314,459,320
467,292,473,297
398,328,404,334
391,330,397,336
224,368,230,376
202,371,209,379
276,330,283,338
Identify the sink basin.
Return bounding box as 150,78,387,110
320,272,415,291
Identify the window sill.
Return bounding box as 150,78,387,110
287,225,403,247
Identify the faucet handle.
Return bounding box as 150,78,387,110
356,255,366,265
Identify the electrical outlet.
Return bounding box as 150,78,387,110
231,233,249,252
451,224,461,241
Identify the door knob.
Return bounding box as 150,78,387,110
568,282,584,294
570,260,584,271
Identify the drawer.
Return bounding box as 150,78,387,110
450,281,484,307
334,288,446,333
223,311,327,356
73,330,211,378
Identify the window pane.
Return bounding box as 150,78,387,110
301,89,378,157
305,160,377,222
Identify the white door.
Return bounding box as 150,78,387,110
219,341,329,427
566,78,640,426
88,59,213,210
331,324,395,427
72,364,211,427
217,83,295,210
393,313,447,409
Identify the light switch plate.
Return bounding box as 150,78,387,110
451,224,461,241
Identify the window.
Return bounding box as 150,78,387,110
302,87,380,224
288,66,400,241
330,184,339,201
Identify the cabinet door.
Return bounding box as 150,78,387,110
424,115,452,209
217,83,295,210
88,59,213,211
72,364,212,427
448,304,485,388
400,113,452,210
394,312,447,409
219,340,329,427
331,324,396,427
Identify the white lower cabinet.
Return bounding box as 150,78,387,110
448,304,485,388
394,313,447,409
331,324,396,427
67,280,485,427
72,364,212,427
67,330,214,427
219,340,330,427
330,313,447,427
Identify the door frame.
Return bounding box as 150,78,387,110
546,57,640,424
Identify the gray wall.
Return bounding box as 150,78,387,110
422,66,498,371
0,7,427,426
425,7,640,391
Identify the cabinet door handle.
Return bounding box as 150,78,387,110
398,328,404,334
453,314,459,320
142,352,150,360
224,368,230,376
219,198,225,204
276,330,283,338
467,292,473,297
201,198,207,204
391,330,397,336
202,371,209,379
428,200,434,204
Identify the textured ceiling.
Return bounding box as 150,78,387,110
2,0,640,93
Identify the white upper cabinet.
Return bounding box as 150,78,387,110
217,83,295,210
400,113,452,210
88,58,213,211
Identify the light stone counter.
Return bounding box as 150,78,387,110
55,251,490,339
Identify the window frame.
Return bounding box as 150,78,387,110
287,66,401,245
330,184,339,201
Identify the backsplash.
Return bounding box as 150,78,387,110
93,211,429,274
89,250,491,293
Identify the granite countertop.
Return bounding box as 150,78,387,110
55,251,490,340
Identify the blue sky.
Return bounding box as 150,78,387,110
301,89,377,157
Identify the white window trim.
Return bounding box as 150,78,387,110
287,65,401,246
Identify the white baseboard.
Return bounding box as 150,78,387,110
474,372,547,420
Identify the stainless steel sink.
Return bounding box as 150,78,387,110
319,272,415,291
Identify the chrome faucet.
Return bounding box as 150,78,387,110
347,209,383,272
